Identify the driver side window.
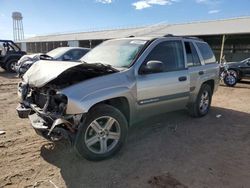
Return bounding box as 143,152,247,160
143,40,185,73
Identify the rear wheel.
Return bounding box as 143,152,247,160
189,84,212,117
228,69,238,80
6,59,18,73
224,74,237,87
74,104,128,161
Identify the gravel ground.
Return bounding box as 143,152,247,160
0,68,249,188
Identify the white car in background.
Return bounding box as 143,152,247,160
15,47,90,76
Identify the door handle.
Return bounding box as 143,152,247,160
178,76,187,82
199,71,204,75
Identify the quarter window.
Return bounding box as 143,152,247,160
185,42,201,67
196,42,216,64
144,41,185,72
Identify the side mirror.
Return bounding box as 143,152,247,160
141,60,164,74
63,54,72,61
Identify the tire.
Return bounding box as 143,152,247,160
189,84,212,117
6,59,18,73
223,74,237,87
228,69,238,79
74,104,128,161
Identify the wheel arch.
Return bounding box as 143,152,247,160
5,55,21,63
228,68,242,78
202,79,215,94
88,97,131,126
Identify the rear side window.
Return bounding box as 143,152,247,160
196,42,216,64
184,42,201,67
144,40,185,72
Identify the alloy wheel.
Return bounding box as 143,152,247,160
199,90,210,113
225,75,236,85
84,116,121,154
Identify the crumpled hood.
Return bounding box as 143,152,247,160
23,60,82,88
17,53,42,65
21,53,41,59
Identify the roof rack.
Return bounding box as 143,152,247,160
163,34,175,37
162,35,204,41
183,36,204,41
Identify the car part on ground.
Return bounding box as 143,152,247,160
0,40,26,72
17,36,219,160
15,47,90,77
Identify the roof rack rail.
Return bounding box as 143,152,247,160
163,34,175,37
184,36,204,41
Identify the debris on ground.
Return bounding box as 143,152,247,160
216,114,222,118
33,179,59,188
148,173,188,188
0,130,6,135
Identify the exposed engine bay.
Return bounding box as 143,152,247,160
47,62,118,88
17,61,119,142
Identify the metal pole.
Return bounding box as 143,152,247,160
13,20,15,41
20,20,24,40
220,35,226,63
17,20,20,41
15,20,17,41
89,40,92,48
14,20,16,41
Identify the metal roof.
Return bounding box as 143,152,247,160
22,17,250,43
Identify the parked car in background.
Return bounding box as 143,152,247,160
17,36,219,161
15,47,90,76
226,58,250,86
0,40,26,72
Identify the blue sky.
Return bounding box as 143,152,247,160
0,0,250,39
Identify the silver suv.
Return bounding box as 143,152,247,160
17,36,219,160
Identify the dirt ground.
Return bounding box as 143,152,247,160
0,68,249,188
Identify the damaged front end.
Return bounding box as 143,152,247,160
17,83,84,143
16,61,118,143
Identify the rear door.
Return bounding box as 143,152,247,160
135,39,190,118
184,41,204,101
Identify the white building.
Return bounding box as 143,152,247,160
19,16,250,62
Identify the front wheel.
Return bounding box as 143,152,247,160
189,84,212,117
74,104,128,161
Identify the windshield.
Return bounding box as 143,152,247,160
46,47,69,59
81,39,148,68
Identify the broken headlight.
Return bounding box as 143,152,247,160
17,82,29,101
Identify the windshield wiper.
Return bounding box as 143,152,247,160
81,61,119,72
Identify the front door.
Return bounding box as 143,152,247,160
136,40,190,119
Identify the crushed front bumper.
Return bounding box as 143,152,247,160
16,101,76,142
16,104,31,118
